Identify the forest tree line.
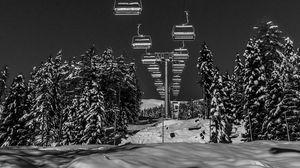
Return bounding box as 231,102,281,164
198,21,300,143
0,47,142,146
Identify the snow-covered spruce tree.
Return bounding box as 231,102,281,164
27,51,67,146
197,42,215,119
243,21,286,141
76,46,106,144
61,58,83,144
262,62,283,140
263,38,300,140
0,66,8,106
210,69,224,143
124,62,142,124
232,54,245,124
210,70,233,143
221,72,235,141
0,74,30,146
118,58,142,125
243,38,268,141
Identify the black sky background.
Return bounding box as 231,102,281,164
0,0,300,100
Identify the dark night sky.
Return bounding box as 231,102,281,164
0,0,300,100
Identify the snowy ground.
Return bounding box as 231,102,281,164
122,118,244,144
1,119,300,168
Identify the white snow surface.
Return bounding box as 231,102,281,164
122,118,245,145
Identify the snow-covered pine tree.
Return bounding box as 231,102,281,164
210,69,225,143
221,72,235,142
0,74,30,146
209,69,233,143
0,66,8,106
197,42,215,119
264,38,300,140
243,38,268,141
262,61,283,140
73,46,106,144
232,54,245,124
243,21,286,141
61,58,82,144
27,51,67,146
127,62,142,123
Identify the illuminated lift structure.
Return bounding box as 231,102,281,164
114,1,198,144
113,0,142,15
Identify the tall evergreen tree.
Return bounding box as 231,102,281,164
263,38,300,140
197,42,215,119
0,66,8,107
0,74,30,146
232,54,245,123
27,51,67,146
243,38,268,141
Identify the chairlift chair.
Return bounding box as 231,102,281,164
147,64,160,73
172,89,180,96
141,53,157,65
172,76,182,83
172,68,184,74
154,79,164,87
172,25,195,41
113,0,142,15
173,48,189,60
158,91,165,95
132,24,152,50
172,83,181,90
154,82,164,87
156,86,165,92
151,72,161,78
172,60,185,69
172,11,195,41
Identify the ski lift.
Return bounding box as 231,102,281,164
172,68,184,74
173,47,189,60
147,64,160,73
172,60,185,69
172,89,180,96
172,11,196,41
172,75,182,83
154,79,164,87
132,24,152,50
113,0,142,15
154,82,164,87
172,83,181,90
141,53,157,65
151,72,161,78
158,91,165,95
157,86,165,92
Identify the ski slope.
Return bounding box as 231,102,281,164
122,118,244,144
